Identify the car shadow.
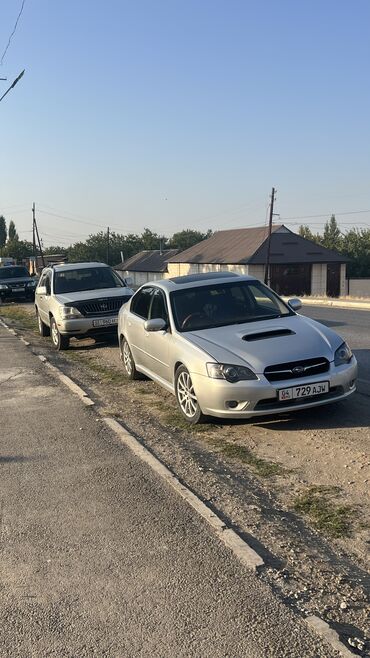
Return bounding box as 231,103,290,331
208,393,369,432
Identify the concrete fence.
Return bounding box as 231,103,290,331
347,278,370,298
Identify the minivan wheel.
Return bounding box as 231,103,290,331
175,365,206,424
120,336,142,380
36,308,50,337
50,316,70,351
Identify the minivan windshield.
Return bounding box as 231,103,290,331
170,280,293,332
54,267,124,294
0,266,30,279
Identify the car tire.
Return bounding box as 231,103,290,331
50,316,70,351
36,308,50,337
120,335,142,380
175,365,206,424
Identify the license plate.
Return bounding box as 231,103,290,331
12,287,25,292
92,318,118,328
278,381,329,401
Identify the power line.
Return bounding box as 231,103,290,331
37,208,127,233
280,208,370,221
1,0,27,65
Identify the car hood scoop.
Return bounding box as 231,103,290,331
242,328,295,342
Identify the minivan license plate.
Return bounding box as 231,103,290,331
278,381,329,401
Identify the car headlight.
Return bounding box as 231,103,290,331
59,306,82,319
26,280,37,287
0,284,9,290
334,342,352,366
206,362,257,382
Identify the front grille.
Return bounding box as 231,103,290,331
73,297,128,317
264,357,330,382
254,386,343,411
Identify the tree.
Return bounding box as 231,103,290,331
169,229,212,251
341,228,370,277
43,245,68,256
2,239,34,261
141,228,162,250
8,220,19,241
321,214,342,251
0,216,7,249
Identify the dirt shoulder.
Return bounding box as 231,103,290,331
2,303,369,654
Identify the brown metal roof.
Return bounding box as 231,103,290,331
167,225,283,264
114,249,180,273
167,225,349,265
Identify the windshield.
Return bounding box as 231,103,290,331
54,267,124,294
0,266,30,280
170,280,293,332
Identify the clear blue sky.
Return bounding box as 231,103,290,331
1,0,370,247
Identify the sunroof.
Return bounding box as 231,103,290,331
169,271,239,285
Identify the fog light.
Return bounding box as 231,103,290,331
350,380,356,388
227,400,238,409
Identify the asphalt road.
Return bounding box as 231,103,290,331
301,304,370,392
0,324,340,657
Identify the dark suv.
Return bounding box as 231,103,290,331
0,266,38,303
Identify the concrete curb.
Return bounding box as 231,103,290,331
306,616,354,658
103,416,265,572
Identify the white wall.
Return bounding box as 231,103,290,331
311,263,327,295
348,278,370,297
166,262,249,278
116,270,164,288
248,264,265,281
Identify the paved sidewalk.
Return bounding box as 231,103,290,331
0,325,337,657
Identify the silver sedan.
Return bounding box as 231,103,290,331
118,272,357,424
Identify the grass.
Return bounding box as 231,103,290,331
65,351,127,385
293,485,354,537
218,442,286,477
0,305,38,331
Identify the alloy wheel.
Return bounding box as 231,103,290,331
177,371,198,418
51,320,59,346
123,340,133,376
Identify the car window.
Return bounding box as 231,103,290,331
170,280,293,332
54,267,123,294
131,287,154,319
0,266,30,279
149,289,168,322
45,273,52,295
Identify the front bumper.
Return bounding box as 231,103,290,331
191,358,358,418
56,316,118,337
0,287,36,301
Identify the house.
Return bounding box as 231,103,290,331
166,225,349,297
114,249,179,288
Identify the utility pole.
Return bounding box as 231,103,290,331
32,203,45,270
32,203,36,265
264,187,276,287
106,227,110,264
0,69,25,103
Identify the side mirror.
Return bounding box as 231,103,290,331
124,277,133,288
37,285,47,296
144,318,167,332
288,297,302,312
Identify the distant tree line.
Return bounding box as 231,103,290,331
0,216,212,266
1,211,369,277
299,215,370,277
